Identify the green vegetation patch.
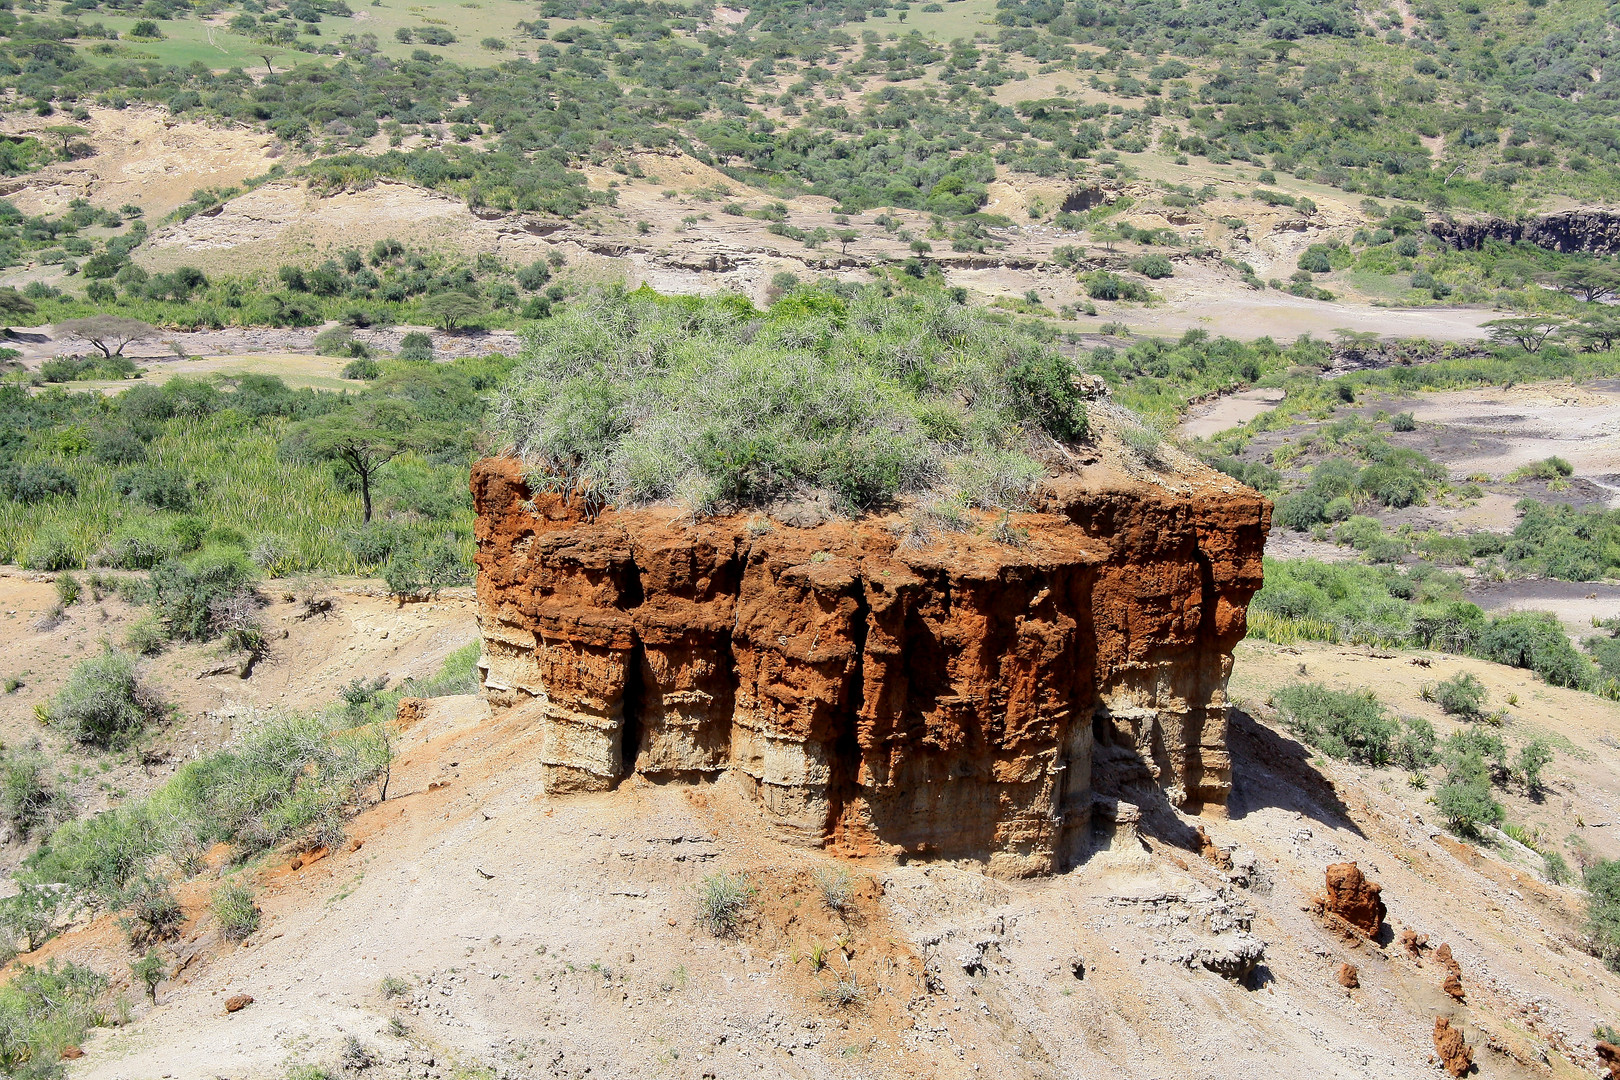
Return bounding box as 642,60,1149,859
1272,682,1395,767
1,355,505,577
495,285,1087,515
1249,558,1614,697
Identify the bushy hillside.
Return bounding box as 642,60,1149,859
1,0,1616,222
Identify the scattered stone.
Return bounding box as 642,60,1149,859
1433,1017,1472,1077
1315,862,1386,938
396,697,427,730
1337,963,1359,989
1400,928,1430,960
225,994,253,1013
1196,826,1233,871
1192,934,1265,982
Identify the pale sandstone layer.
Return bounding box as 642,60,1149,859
472,456,1269,875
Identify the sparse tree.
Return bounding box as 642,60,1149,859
1554,263,1620,304
420,291,485,331
1482,316,1564,353
1516,738,1554,796
0,287,35,334
285,398,418,523
56,315,158,358
1569,310,1620,352
41,124,88,157
131,950,166,1004
1091,224,1123,252
836,228,861,255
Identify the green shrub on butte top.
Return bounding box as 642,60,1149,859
495,285,1089,516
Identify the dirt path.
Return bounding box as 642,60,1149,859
7,324,525,377
1466,577,1620,637
1132,291,1497,343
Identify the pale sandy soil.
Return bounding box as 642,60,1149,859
1181,388,1287,440
1467,579,1620,639
1401,382,1620,503
1131,288,1498,343
0,105,286,219
0,609,1612,1080
118,150,1498,343
1207,379,1620,632
5,327,523,383
0,568,477,862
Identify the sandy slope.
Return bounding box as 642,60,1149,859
29,636,1618,1080
0,570,477,868
0,106,283,219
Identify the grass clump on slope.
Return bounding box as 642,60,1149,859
494,285,1089,516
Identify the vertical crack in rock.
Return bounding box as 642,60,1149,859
472,458,1269,875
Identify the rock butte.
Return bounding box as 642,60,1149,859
471,445,1269,877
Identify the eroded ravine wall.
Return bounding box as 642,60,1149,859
472,458,1269,875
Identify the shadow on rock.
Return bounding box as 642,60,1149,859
1226,708,1364,838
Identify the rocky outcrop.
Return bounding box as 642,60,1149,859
1316,862,1386,937
1429,208,1620,255
1596,1040,1619,1080
471,457,1268,875
1433,1017,1473,1077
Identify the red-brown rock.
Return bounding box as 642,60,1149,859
1400,928,1430,959
1442,972,1465,1001
1337,963,1359,989
59,1046,83,1060
1319,863,1386,937
1435,942,1461,976
224,994,253,1013
471,456,1269,874
1197,825,1233,871
395,697,428,731
1433,1017,1472,1077
1595,1041,1619,1080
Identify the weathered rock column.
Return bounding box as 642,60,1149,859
471,456,1270,874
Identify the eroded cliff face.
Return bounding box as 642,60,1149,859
1428,209,1620,255
472,458,1268,875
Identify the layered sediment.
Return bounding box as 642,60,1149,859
472,456,1268,875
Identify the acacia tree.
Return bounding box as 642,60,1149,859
287,398,418,523
1554,264,1620,304
41,124,88,158
1570,311,1620,352
0,287,35,334
421,291,485,331
56,315,157,357
1482,316,1564,353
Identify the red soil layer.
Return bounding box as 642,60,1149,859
471,457,1269,875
